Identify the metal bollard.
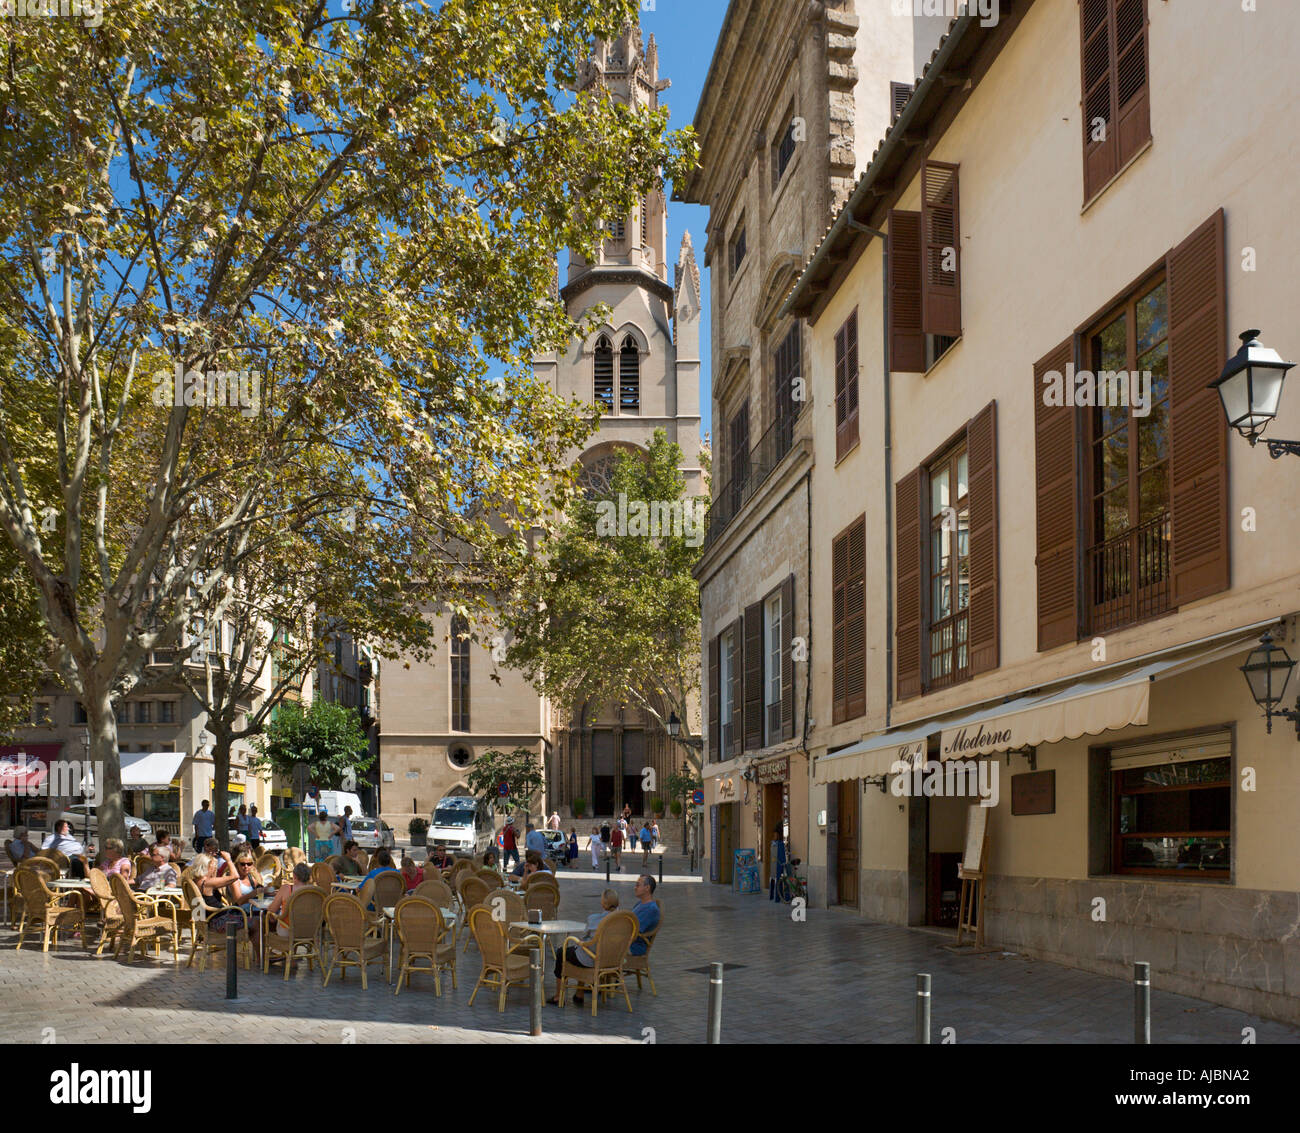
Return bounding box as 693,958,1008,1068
605,852,610,884
915,973,931,1044
1134,961,1150,1044
225,931,238,1000
658,852,663,885
530,941,543,1037
706,961,723,1044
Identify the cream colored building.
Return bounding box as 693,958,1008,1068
783,0,1300,1023
680,0,943,888
379,22,703,831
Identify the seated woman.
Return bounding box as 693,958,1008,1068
267,861,314,939
481,848,499,870
189,851,262,956
100,838,135,884
399,856,424,893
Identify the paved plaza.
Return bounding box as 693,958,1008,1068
3,855,1298,1045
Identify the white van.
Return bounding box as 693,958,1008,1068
429,795,493,855
301,790,365,822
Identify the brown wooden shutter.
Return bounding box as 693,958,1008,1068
708,634,720,761
966,401,1000,675
743,602,763,751
1034,337,1080,651
1167,209,1229,606
1082,0,1151,203
780,574,795,741
844,518,866,721
888,209,925,373
895,470,923,701
835,311,860,461
728,615,744,757
831,531,848,723
921,162,961,337
1113,0,1151,166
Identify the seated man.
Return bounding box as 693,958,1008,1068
337,841,365,877
125,826,150,856
4,826,38,864
42,820,89,876
135,844,180,890
358,848,397,886
628,874,661,956
549,888,620,1006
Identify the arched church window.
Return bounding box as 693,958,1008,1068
619,335,640,414
576,452,622,500
594,335,614,411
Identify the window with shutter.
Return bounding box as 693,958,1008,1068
1081,0,1151,204
744,602,764,751
780,574,795,741
720,626,736,757
619,335,640,414
895,469,923,699
1034,337,1080,651
772,111,798,187
926,441,970,689
774,324,800,451
1167,209,1229,605
834,310,860,461
451,614,470,731
890,81,913,123
921,161,961,342
728,615,745,757
966,402,1000,675
763,591,783,746
888,210,925,373
594,335,614,411
708,635,721,763
832,517,866,723
728,401,750,517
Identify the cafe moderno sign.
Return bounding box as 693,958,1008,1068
756,757,789,785
940,723,1015,760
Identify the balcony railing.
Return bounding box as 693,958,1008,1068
1085,511,1171,634
702,409,800,554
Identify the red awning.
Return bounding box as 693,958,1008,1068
0,743,63,795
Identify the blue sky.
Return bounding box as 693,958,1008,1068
644,1,728,444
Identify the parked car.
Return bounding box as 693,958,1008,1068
57,804,154,846
256,820,288,853
351,817,395,852
539,829,570,868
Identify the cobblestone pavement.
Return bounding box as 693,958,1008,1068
3,856,1297,1044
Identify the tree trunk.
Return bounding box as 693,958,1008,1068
84,686,125,850
212,731,232,852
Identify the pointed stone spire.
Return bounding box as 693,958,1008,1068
675,230,701,312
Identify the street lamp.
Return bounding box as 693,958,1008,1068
1240,631,1300,737
666,711,702,750
1209,330,1298,457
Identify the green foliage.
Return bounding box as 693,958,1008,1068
665,767,702,804
506,430,703,744
409,816,429,836
250,700,372,789
572,797,587,818
649,796,664,815
669,799,682,816
464,746,544,818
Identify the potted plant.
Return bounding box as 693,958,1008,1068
408,816,429,846
572,797,587,819
669,799,683,817
650,796,665,816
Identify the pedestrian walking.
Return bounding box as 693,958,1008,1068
639,820,653,866
547,810,561,831
650,819,660,849
589,826,601,869
769,824,787,902
501,818,520,871
568,827,579,867
235,804,250,841
247,805,263,850
611,823,624,871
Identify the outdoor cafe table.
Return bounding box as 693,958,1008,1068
50,877,92,891
508,919,587,964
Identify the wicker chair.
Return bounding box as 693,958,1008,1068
310,861,335,890
322,894,390,990
622,903,662,995
88,868,126,956
466,906,532,1012
412,878,454,906
458,875,492,951
110,873,175,963
557,911,638,1016
256,854,283,886
372,870,405,910
14,868,86,951
25,854,60,879
41,849,72,872
476,868,504,887
133,854,153,878
352,850,370,873
524,884,559,920
182,878,252,971
392,896,457,997
263,885,327,980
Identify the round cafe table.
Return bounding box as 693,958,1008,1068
508,919,587,966
50,877,92,891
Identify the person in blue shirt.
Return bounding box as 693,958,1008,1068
247,805,263,850
524,824,546,854
629,874,660,954
192,800,216,853
768,825,787,902
359,848,398,911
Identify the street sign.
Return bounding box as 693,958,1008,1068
497,781,509,798
692,789,704,805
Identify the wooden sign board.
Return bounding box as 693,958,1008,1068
961,803,989,874
1011,769,1056,815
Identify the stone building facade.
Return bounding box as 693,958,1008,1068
679,0,943,888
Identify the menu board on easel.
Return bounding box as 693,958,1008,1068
962,803,989,873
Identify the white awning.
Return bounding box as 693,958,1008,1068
814,725,931,785
936,631,1265,760
121,750,188,791
814,624,1271,783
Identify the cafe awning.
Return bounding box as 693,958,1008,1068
814,624,1271,784
121,750,188,791
814,724,931,785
